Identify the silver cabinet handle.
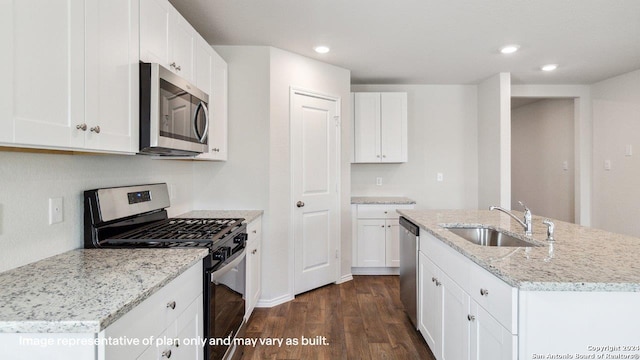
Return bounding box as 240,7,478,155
467,314,476,322
480,288,489,296
166,301,176,309
376,155,381,158
252,230,257,234
382,155,386,158
431,277,441,286
176,65,181,71
162,349,172,358
90,126,100,134
170,62,177,69
296,201,305,208
211,148,220,152
76,123,87,131
387,225,391,228
252,249,257,255
174,339,180,348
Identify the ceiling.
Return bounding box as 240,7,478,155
170,0,640,85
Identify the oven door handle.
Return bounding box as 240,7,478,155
210,249,246,282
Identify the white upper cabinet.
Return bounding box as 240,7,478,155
139,0,170,65
195,49,228,161
84,0,139,153
194,36,213,96
0,0,137,154
0,0,85,149
353,92,408,163
140,0,196,83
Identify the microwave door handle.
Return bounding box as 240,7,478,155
192,101,209,144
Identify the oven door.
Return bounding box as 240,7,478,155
206,250,246,360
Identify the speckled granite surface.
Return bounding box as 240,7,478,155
0,248,208,333
179,210,263,223
397,209,640,292
351,196,416,205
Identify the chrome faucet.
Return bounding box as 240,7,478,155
489,201,533,236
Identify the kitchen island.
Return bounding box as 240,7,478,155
398,209,640,360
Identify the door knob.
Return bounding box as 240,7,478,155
296,201,305,208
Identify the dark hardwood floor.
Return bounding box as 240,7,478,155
239,275,435,360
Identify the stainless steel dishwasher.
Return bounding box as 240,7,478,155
399,216,419,329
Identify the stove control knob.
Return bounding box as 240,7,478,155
222,246,232,258
213,249,226,261
234,233,248,244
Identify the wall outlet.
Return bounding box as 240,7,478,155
437,173,444,182
563,161,569,171
604,160,612,171
376,177,383,186
48,197,63,225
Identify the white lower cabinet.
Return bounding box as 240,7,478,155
245,217,262,319
0,261,204,360
418,232,516,360
352,204,414,273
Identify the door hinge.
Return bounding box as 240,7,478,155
335,249,339,259
334,116,340,127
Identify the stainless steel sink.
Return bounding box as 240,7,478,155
444,226,540,247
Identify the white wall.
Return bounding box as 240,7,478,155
511,84,592,225
351,84,478,209
591,69,640,236
511,99,575,222
477,73,511,209
0,152,195,272
194,46,351,305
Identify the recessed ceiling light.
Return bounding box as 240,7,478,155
500,45,520,54
541,64,558,71
314,46,330,54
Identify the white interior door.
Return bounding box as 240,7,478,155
291,89,340,295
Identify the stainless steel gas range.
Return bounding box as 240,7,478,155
84,183,246,360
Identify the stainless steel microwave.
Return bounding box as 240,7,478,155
139,62,209,156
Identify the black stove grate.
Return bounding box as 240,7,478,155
105,218,243,246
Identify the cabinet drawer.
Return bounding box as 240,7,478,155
469,263,517,333
357,204,414,219
420,232,470,291
247,217,262,243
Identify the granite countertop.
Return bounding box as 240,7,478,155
179,210,263,223
0,248,208,333
397,209,640,292
351,196,416,205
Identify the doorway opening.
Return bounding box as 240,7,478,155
511,97,576,223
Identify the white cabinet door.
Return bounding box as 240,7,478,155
418,252,442,356
194,36,213,96
194,49,227,161
1,0,85,149
171,294,203,360
353,92,381,162
441,272,470,360
380,92,407,162
356,219,386,267
139,0,170,66
169,7,194,82
385,219,400,267
470,303,515,360
245,217,262,319
84,0,138,154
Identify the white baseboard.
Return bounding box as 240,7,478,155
255,293,294,308
352,267,400,275
336,273,353,284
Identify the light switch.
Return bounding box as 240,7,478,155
562,161,569,171
437,173,444,182
376,177,383,186
625,144,633,157
604,160,611,171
